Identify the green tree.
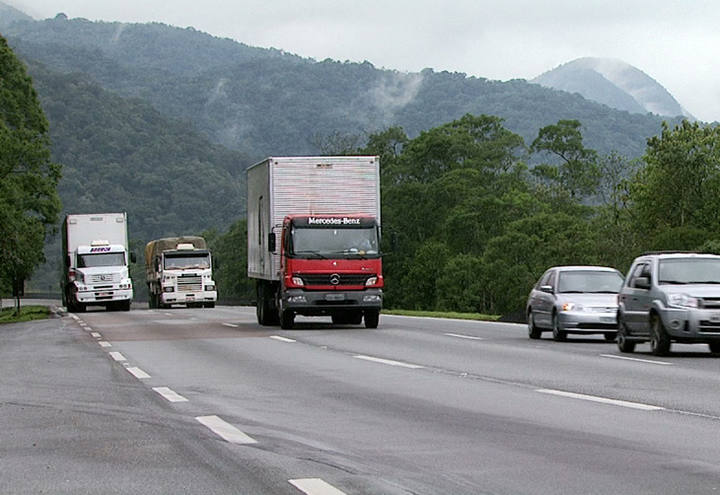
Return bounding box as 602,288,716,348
0,35,61,311
531,119,600,199
205,219,254,303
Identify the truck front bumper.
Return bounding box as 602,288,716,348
161,291,217,304
76,288,133,304
282,288,382,315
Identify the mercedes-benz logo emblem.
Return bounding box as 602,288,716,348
329,274,341,285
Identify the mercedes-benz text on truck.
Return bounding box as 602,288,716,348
62,213,134,312
247,156,383,329
145,236,217,309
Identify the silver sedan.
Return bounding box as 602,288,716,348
526,266,625,341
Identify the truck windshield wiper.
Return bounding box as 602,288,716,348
687,280,720,284
659,280,687,284
294,250,327,259
559,290,584,293
588,290,618,293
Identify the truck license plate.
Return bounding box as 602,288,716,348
325,294,345,301
98,292,111,297
186,295,195,300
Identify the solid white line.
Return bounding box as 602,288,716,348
270,335,296,343
444,332,484,341
108,351,126,362
153,387,188,402
98,341,112,348
600,354,672,366
536,388,665,411
90,332,102,338
289,478,347,495
353,355,425,369
196,415,257,444
126,367,150,379
222,322,239,328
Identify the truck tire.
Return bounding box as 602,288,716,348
120,300,131,311
256,282,279,325
204,302,215,308
280,310,294,329
364,310,379,329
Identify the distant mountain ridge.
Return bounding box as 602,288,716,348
0,1,32,28
532,57,692,119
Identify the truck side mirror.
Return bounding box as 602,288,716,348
268,233,276,253
130,252,137,263
65,255,71,267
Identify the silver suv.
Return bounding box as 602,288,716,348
617,252,720,356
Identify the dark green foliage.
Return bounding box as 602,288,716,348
204,220,254,303
0,35,61,305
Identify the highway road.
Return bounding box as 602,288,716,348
2,302,720,494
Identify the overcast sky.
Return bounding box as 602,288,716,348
8,0,720,122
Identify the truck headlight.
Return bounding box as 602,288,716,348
365,276,378,286
668,294,698,308
205,285,215,291
291,276,304,286
163,286,175,293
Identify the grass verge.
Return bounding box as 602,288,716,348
382,309,500,322
0,305,51,324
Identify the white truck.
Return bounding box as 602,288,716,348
61,212,134,312
247,156,383,329
145,236,217,309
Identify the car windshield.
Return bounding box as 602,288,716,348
291,226,379,258
658,258,720,284
557,270,624,293
78,252,125,267
164,254,210,269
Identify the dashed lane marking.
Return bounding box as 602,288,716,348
195,415,257,444
600,354,672,366
108,351,126,362
289,478,347,495
127,367,150,379
90,332,101,338
444,332,484,341
153,387,188,403
270,335,296,343
353,355,425,369
536,388,665,411
222,322,239,328
98,341,112,348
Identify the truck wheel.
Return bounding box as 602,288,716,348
256,282,278,325
204,302,215,308
121,300,131,311
280,310,294,329
364,310,379,329
649,314,671,356
709,342,720,354
75,301,86,313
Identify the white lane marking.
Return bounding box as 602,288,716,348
222,322,239,328
69,314,79,320
353,355,425,369
536,388,665,411
270,335,296,343
196,415,257,444
289,478,347,495
90,332,101,338
108,352,126,362
153,387,188,403
127,367,150,379
98,341,112,348
600,354,672,366
444,332,484,341
164,312,173,316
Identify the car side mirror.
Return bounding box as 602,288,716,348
634,277,650,290
540,285,553,293
268,232,276,253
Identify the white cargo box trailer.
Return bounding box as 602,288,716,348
247,156,380,281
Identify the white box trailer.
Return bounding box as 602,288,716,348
61,212,134,312
247,156,383,329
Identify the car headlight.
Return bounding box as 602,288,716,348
562,302,584,312
668,294,698,308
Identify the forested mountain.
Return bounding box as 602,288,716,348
533,57,693,119
3,15,681,162
0,2,31,29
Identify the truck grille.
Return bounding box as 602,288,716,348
89,273,119,283
700,298,720,309
300,273,373,286
177,275,202,292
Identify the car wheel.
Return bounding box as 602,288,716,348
649,314,671,356
552,312,567,341
527,310,542,339
616,319,636,353
708,342,720,354
603,332,617,342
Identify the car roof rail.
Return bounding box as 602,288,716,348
640,250,715,256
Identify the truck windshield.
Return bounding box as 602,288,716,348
78,252,126,267
557,271,624,293
659,258,720,284
164,254,210,270
291,226,379,258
